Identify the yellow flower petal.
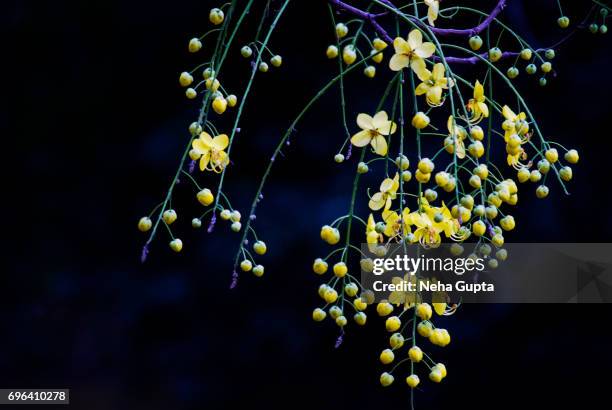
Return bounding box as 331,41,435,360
415,83,429,96
393,37,410,55
212,134,229,150
433,302,446,315
199,151,211,171
408,29,423,50
389,53,409,71
477,102,489,118
380,177,394,192
502,105,516,121
199,132,214,146
192,139,209,154
357,113,374,130
474,80,484,101
411,59,430,82
372,111,389,128
426,86,442,106
371,135,388,156
351,130,372,147
369,192,385,211
432,63,445,80
415,42,436,59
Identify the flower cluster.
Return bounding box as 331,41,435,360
137,0,605,403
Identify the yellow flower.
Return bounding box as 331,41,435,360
446,116,467,159
382,207,411,238
388,274,420,309
412,60,449,106
369,173,400,211
501,105,529,140
466,80,490,124
191,132,230,172
424,0,439,26
350,111,397,156
408,203,458,247
366,214,383,244
389,29,435,71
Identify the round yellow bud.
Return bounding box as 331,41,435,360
500,215,515,231
372,38,388,50
253,240,267,255
564,149,579,164
370,49,383,63
333,262,348,278
353,312,367,325
227,94,238,107
418,158,435,173
179,71,193,87
335,315,347,327
429,369,443,383
185,88,197,99
389,333,405,349
380,372,394,387
492,233,505,247
197,188,214,206
380,349,395,364
205,78,220,92
169,238,183,252
335,23,348,38
363,65,376,78
385,316,401,332
416,303,432,320
212,96,227,114
220,209,231,220
408,346,423,362
468,141,485,158
474,164,489,180
406,374,420,388
188,38,202,53
138,217,152,232
469,174,482,188
270,55,282,67
162,209,177,225
560,166,573,181
344,282,358,297
329,306,342,319
517,168,530,183
470,126,484,141
417,321,433,337
434,363,447,378
209,8,224,25
258,62,269,72
354,297,367,311
230,210,241,222
545,148,559,163
324,288,338,303
312,258,328,275
415,169,431,183
230,221,241,232
472,220,486,237
252,264,264,277
312,308,326,322
202,68,215,79
376,302,394,317
411,112,430,129
536,185,549,199
240,260,252,272
326,45,338,59
342,45,357,65
435,171,450,187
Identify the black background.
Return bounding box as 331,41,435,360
2,0,611,409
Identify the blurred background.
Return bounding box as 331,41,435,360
2,0,611,409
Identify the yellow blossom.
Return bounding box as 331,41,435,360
382,207,411,238
412,60,449,106
446,116,467,159
466,80,489,124
424,0,440,26
350,111,397,156
369,173,400,211
389,29,435,71
408,203,459,247
191,132,230,172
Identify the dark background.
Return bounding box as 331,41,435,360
2,0,611,409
